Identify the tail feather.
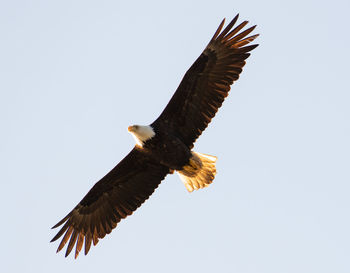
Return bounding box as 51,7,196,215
177,152,217,192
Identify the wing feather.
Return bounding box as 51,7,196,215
152,14,259,148
51,148,169,258
75,232,84,259
84,231,92,255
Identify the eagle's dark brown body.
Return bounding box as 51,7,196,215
142,126,192,170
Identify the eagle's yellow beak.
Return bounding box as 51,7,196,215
128,126,134,132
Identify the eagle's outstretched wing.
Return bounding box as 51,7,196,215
152,14,259,148
51,148,169,258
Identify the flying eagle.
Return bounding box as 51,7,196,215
51,14,259,258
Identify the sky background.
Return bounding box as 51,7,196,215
1,1,350,272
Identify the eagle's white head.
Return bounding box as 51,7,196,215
128,125,155,147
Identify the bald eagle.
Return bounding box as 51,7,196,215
51,14,259,258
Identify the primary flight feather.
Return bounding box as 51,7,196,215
51,14,259,258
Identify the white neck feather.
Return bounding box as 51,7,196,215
129,125,155,146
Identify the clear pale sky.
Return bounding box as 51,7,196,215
1,1,349,272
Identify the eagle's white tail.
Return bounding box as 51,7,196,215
177,152,217,192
